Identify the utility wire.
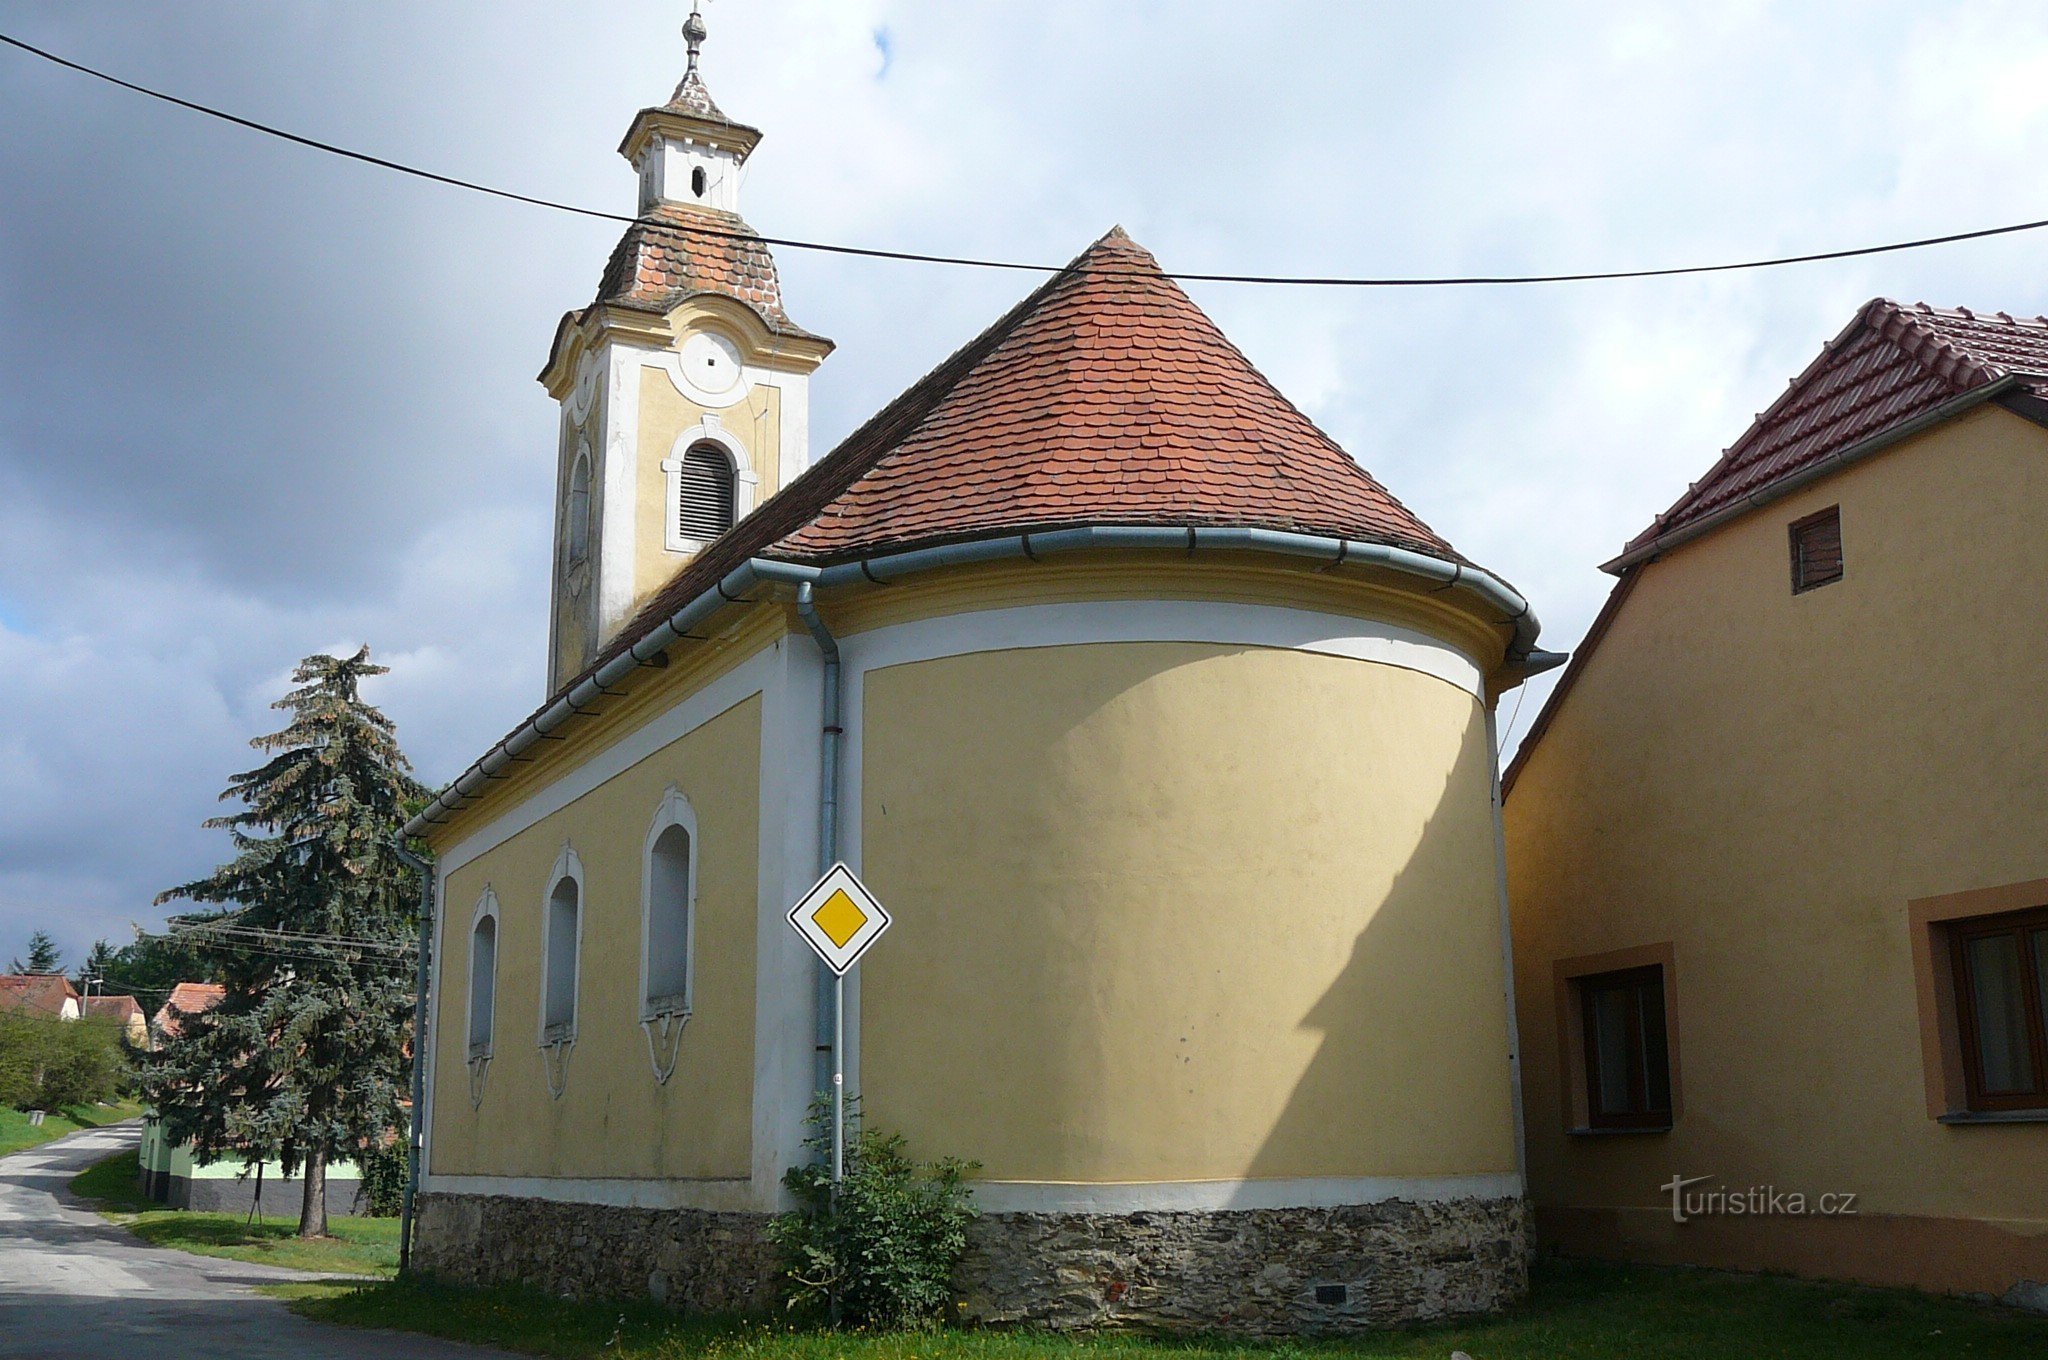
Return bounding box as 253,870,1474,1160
8,29,2048,288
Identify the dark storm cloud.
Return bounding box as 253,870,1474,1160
3,0,2048,961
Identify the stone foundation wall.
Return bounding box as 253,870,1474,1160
412,1190,1529,1332
411,1192,778,1312
957,1196,1531,1333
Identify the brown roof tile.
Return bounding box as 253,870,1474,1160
152,981,224,1039
0,974,79,1019
567,227,1465,692
1623,301,2048,559
589,205,819,339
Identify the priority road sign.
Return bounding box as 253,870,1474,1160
787,863,891,975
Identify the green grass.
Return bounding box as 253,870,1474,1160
272,1257,2048,1360
0,1099,143,1156
70,1149,400,1277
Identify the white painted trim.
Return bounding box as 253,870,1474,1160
752,639,827,1212
968,1172,1525,1214
1486,708,1530,1191
413,1171,1520,1216
437,646,775,875
639,787,700,1022
597,344,643,636
662,421,755,552
420,1171,757,1213
538,845,586,1051
465,888,501,1060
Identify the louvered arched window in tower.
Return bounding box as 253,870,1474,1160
675,441,737,543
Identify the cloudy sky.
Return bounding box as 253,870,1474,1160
4,1,2048,968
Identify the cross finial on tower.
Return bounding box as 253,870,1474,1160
683,2,709,77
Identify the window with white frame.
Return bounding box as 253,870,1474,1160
642,791,697,1020
467,895,498,1057
542,866,581,1042
674,441,736,542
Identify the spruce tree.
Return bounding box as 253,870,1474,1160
11,931,62,975
75,939,117,993
144,648,426,1238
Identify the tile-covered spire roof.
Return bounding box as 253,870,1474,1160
589,204,818,338
581,227,1469,679
664,69,727,121
1618,300,2048,565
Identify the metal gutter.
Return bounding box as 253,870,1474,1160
1602,376,2023,575
390,839,436,1276
403,525,1555,837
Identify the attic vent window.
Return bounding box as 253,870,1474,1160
676,442,737,542
692,166,707,197
1789,506,1843,593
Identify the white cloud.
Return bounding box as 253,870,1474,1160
6,0,2048,960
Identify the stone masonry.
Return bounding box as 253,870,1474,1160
414,1190,1529,1332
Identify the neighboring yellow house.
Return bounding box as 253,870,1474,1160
404,16,1561,1332
1503,300,2048,1307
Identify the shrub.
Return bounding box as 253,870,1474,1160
771,1098,977,1329
0,1012,126,1111
355,1132,409,1217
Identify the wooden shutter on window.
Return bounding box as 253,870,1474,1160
677,443,736,542
1790,507,1843,592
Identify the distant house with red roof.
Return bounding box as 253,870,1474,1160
0,973,82,1021
80,993,148,1047
1504,300,2048,1307
149,981,225,1042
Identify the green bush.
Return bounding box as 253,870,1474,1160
770,1098,977,1330
355,1133,409,1217
0,1011,126,1111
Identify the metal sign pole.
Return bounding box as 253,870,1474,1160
830,969,845,1326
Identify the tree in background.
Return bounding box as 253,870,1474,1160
9,931,61,976
143,648,425,1239
73,939,116,994
75,928,219,1012
0,1013,124,1111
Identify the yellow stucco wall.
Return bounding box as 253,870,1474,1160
427,694,763,1182
633,362,783,605
1504,405,2048,1237
858,640,1517,1184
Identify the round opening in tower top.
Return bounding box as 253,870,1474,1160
681,332,743,396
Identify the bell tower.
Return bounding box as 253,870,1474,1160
537,6,833,692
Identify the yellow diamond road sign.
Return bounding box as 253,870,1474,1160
788,863,891,975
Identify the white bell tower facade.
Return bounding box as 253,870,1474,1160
537,9,832,692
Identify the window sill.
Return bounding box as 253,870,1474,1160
1937,1108,2048,1125
1567,1125,1673,1137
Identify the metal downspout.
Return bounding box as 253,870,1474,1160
794,584,844,1101
391,839,436,1276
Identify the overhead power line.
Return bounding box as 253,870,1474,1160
6,29,2048,288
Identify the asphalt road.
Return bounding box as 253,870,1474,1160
0,1122,516,1358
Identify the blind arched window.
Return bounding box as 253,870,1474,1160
566,451,592,565
543,875,580,1039
645,824,692,1016
676,442,736,542
467,912,497,1056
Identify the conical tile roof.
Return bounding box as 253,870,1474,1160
589,227,1470,677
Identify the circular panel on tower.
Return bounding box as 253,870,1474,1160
681,332,745,398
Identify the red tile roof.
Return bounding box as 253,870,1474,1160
0,974,79,1019
152,981,225,1039
1620,301,2048,562
83,995,142,1024
587,204,820,341
572,228,1463,686
663,70,731,122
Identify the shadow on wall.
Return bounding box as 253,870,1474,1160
1235,701,1516,1196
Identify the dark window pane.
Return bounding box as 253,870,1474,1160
1968,933,2032,1093
1591,985,1633,1115
1639,978,1672,1113
1790,508,1843,592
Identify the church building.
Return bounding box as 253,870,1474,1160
406,14,1560,1331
